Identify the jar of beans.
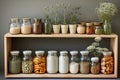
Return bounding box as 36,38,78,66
33,50,46,73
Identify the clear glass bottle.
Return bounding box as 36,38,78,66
70,51,79,74
47,50,58,73
22,50,33,73
80,51,90,74
86,23,94,34
9,51,21,74
91,57,100,74
95,26,103,35
59,51,69,73
9,18,21,34
21,18,32,34
101,51,113,74
33,50,46,73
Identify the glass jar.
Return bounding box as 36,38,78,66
33,50,46,73
70,51,79,74
86,23,94,34
9,18,21,34
22,50,33,73
77,24,85,34
47,50,58,73
21,18,32,34
101,51,113,74
95,26,103,35
9,51,21,74
33,18,43,34
80,51,90,74
91,57,100,74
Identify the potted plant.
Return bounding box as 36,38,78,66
96,2,118,34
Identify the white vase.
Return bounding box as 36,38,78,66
61,24,68,34
53,25,60,34
69,24,77,34
77,24,86,34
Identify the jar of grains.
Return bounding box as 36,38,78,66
101,51,114,74
9,51,21,74
47,50,58,73
9,18,21,34
21,18,32,34
22,50,33,73
80,51,90,74
59,51,69,73
33,50,46,73
91,57,100,74
70,51,79,74
86,23,94,34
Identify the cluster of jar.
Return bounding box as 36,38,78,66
9,50,113,74
9,18,103,35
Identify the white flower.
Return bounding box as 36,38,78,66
87,45,95,52
95,37,102,42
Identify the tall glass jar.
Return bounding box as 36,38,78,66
59,51,69,73
33,18,43,34
70,51,79,74
47,50,58,73
33,50,46,73
101,51,113,74
80,51,90,74
9,18,21,34
86,23,94,34
9,51,21,74
22,50,33,73
91,57,100,74
21,18,32,34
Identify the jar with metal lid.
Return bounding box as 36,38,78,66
70,51,79,74
21,18,32,34
80,51,90,74
101,51,113,74
33,50,46,73
33,18,43,34
59,51,69,73
91,57,100,74
22,50,33,73
86,23,94,34
95,26,103,35
47,50,58,73
9,18,21,34
9,51,21,74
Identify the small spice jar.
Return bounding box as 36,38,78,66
47,50,58,73
59,51,69,73
91,57,100,74
9,18,21,34
80,51,90,74
33,50,46,73
21,18,32,34
70,51,79,74
33,18,43,34
86,23,94,34
22,50,33,73
101,51,114,74
9,51,21,74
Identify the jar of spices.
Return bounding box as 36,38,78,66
91,57,100,74
33,50,46,73
101,51,114,74
21,18,32,34
59,51,69,73
80,51,90,74
47,50,58,73
9,18,21,34
9,51,21,74
33,18,43,34
86,23,94,34
95,26,103,35
77,24,86,34
70,51,79,74
22,50,33,73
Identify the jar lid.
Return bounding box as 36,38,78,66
23,50,32,55
86,23,93,26
93,22,101,26
11,18,18,22
60,51,68,55
91,57,99,62
80,51,89,55
103,51,112,56
95,26,101,29
23,18,30,21
48,50,57,54
70,51,78,55
35,50,45,55
10,50,19,55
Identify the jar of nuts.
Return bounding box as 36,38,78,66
33,50,46,73
101,51,114,74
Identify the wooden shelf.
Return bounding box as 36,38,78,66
4,33,118,78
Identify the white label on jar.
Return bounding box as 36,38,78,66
70,62,79,73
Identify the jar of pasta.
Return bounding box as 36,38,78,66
33,50,46,73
